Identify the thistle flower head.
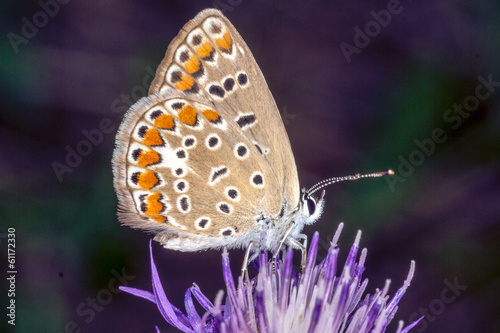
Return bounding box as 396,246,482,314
120,223,422,332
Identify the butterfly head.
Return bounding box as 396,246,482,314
299,188,325,225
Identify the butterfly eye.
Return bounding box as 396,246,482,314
306,197,316,216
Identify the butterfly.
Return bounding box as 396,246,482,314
112,8,392,266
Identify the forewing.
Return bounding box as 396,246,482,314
149,9,300,214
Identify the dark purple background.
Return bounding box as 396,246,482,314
1,1,499,332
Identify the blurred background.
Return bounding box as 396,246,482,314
1,0,499,332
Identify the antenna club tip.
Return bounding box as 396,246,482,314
373,169,394,177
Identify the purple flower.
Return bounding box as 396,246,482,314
120,223,422,332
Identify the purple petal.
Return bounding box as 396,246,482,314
387,261,415,315
305,232,320,276
191,284,215,312
300,232,320,297
331,222,344,247
222,248,237,304
119,286,155,303
149,240,193,332
185,287,202,332
322,247,339,303
344,230,361,273
222,248,254,332
308,297,323,333
279,249,294,311
401,316,424,333
255,287,269,332
211,290,225,322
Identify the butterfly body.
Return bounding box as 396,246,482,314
112,9,324,253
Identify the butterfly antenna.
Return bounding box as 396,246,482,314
306,169,394,197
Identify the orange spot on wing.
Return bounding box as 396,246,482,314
137,170,159,190
151,215,167,223
202,109,220,122
184,55,200,74
215,31,232,52
196,41,214,59
145,192,163,215
143,128,163,146
178,105,197,125
154,114,175,130
174,73,195,91
137,149,160,167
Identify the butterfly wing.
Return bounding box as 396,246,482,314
150,9,300,209
112,9,300,250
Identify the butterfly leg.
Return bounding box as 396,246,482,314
241,241,259,280
272,222,296,273
288,234,308,272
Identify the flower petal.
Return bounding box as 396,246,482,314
149,240,193,332
119,286,155,303
191,284,215,312
185,287,202,331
